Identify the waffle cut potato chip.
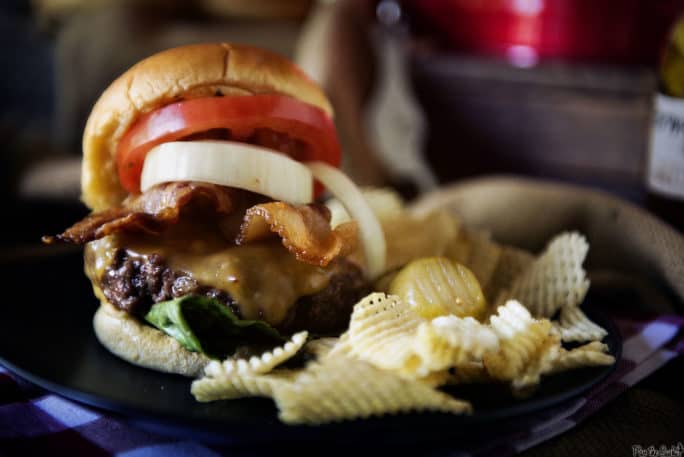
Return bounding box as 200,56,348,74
303,337,339,358
326,187,405,227
445,229,502,293
495,232,590,318
382,209,461,272
511,340,615,396
509,330,563,396
342,293,498,381
192,369,296,402
274,353,472,424
485,246,534,302
191,331,308,402
328,188,461,273
442,228,535,307
448,361,493,385
547,341,615,374
415,369,453,387
483,300,554,381
414,316,499,377
389,257,487,320
555,305,608,342
343,293,425,374
207,331,308,377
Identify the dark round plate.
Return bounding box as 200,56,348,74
0,247,621,445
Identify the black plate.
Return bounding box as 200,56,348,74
0,247,621,445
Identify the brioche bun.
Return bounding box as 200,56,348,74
82,43,333,211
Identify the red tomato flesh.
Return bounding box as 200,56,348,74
116,95,341,194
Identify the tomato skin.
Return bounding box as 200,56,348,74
117,95,341,194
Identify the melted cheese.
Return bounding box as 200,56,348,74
85,222,339,326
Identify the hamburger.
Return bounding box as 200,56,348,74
45,43,385,376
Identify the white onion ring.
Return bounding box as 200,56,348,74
140,141,313,204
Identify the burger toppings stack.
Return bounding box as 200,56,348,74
44,43,385,375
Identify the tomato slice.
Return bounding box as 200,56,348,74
117,95,341,194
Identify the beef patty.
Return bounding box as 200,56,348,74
97,247,369,334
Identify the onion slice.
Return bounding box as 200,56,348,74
140,141,313,204
306,161,386,278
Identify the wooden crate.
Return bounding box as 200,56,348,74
410,53,657,201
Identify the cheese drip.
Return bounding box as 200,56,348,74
85,222,339,326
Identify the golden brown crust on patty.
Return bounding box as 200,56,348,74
82,43,333,211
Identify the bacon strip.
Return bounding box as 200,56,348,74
236,202,358,267
126,181,236,215
45,183,239,244
45,183,357,267
44,209,165,244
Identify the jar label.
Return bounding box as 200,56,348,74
648,94,684,200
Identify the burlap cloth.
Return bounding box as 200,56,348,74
413,176,684,455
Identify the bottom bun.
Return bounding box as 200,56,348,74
92,293,210,377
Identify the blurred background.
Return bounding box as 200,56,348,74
2,0,684,252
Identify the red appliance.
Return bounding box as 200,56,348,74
409,0,684,65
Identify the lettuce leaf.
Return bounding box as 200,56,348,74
144,295,283,359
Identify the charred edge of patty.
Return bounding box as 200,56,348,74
97,248,370,334
98,248,239,318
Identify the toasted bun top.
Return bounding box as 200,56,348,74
82,43,333,211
